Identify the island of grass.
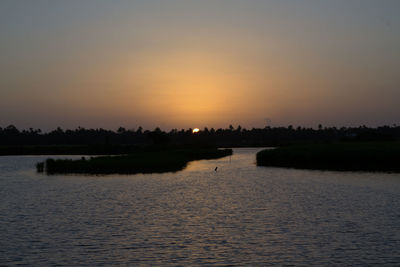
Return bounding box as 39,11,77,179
256,142,400,172
37,147,232,175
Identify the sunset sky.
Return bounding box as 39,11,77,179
1,0,399,131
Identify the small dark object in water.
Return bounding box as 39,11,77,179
215,166,218,172
36,162,44,173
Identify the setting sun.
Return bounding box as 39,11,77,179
192,128,200,133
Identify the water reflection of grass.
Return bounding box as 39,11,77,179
37,148,232,175
256,142,400,172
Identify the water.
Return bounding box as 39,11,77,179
1,148,400,266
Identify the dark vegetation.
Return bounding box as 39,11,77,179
1,124,399,155
2,124,399,173
0,144,140,155
37,148,232,175
256,142,400,172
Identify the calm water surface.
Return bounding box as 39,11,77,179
1,148,400,266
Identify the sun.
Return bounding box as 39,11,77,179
192,128,200,133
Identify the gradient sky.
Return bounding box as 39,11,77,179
1,0,399,130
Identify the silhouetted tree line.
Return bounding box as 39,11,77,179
1,124,399,147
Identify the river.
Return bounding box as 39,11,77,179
1,148,399,265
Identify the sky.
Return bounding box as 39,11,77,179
1,0,399,131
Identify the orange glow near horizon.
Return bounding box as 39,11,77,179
117,49,257,127
2,1,400,129
192,128,200,133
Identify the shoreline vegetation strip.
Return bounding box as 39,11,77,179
256,142,400,172
37,148,232,175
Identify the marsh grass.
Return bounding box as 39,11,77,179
256,142,400,172
38,148,232,175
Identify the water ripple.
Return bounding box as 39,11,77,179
0,150,400,265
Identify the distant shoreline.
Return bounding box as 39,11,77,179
0,145,140,156
0,144,266,156
1,125,399,153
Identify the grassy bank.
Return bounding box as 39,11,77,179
37,148,232,175
256,142,400,172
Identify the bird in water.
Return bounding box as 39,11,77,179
215,166,218,172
